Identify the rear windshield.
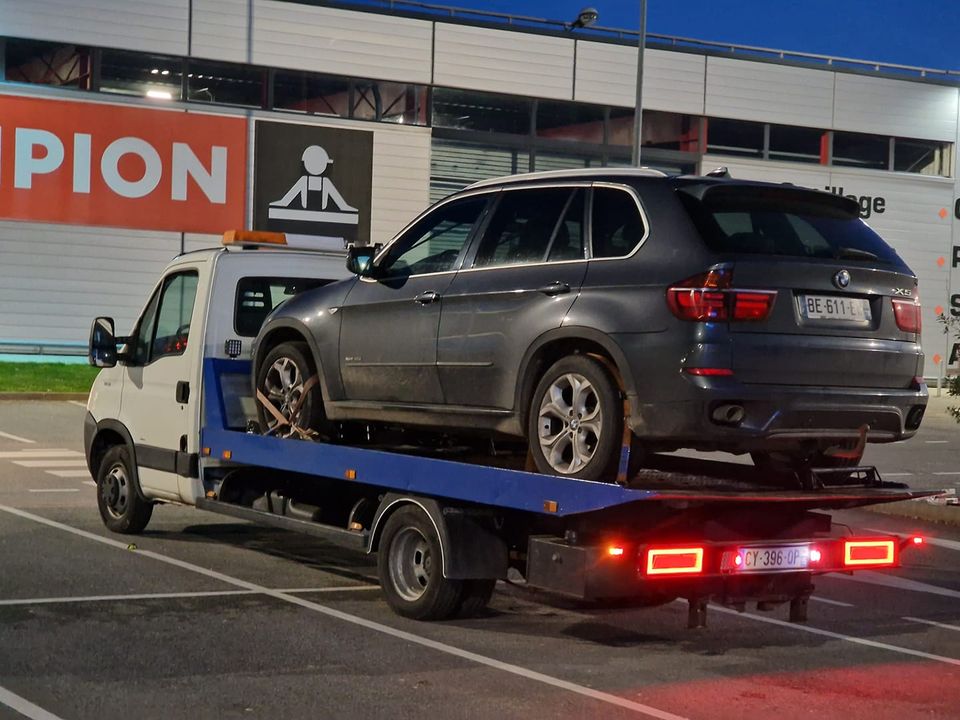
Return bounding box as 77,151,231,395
234,276,331,337
678,185,903,266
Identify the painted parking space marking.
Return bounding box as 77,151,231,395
0,450,80,459
67,401,87,408
0,586,381,607
809,596,855,608
0,504,688,720
883,472,913,477
0,430,36,444
27,488,79,494
14,459,88,468
903,616,960,632
828,570,960,601
45,470,91,478
924,440,950,444
933,471,960,476
0,683,64,720
82,480,96,487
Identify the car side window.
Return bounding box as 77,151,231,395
130,286,162,366
591,186,647,259
378,196,488,277
546,189,585,262
132,271,199,364
473,188,575,268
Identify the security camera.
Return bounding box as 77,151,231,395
569,7,599,30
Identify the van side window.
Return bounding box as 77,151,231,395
151,272,199,361
473,188,576,268
234,277,332,337
130,288,162,366
591,187,647,258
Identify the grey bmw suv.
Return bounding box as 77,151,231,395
252,168,927,481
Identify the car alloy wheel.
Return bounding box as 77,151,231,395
537,372,603,475
262,356,306,436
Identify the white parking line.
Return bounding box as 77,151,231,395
0,450,80,459
45,470,91,478
82,480,96,487
809,596,855,608
0,503,687,720
27,489,80,494
883,472,913,477
0,586,381,607
0,431,36,444
903,616,960,632
933,471,960,476
925,440,950,444
828,570,960,601
14,460,88,468
0,684,64,720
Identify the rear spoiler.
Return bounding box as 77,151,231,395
678,182,860,220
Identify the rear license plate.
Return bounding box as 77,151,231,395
739,545,810,572
799,295,871,323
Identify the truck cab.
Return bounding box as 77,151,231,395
84,233,348,508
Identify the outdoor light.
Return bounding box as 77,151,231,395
146,89,173,100
569,7,599,30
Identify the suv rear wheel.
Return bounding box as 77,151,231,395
528,355,622,481
256,341,327,439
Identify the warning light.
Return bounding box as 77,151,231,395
809,548,822,563
344,469,357,480
221,450,232,460
607,545,625,557
645,547,705,576
912,536,924,545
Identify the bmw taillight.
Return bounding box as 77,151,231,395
892,299,921,334
666,268,776,322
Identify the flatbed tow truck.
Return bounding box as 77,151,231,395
84,232,937,629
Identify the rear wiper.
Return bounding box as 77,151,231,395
835,247,878,261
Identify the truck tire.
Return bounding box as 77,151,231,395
377,505,463,621
96,445,153,534
456,579,496,618
527,355,622,481
256,341,327,439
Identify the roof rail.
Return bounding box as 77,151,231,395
466,167,667,190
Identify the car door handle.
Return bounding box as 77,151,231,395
414,291,440,305
537,281,570,296
175,380,190,404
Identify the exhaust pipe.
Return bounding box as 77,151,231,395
711,403,745,426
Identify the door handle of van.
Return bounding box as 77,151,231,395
414,291,440,305
537,281,570,296
175,381,190,404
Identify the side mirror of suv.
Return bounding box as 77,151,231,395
89,317,118,368
346,244,381,277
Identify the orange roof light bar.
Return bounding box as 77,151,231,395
844,539,896,567
645,547,705,576
222,230,287,246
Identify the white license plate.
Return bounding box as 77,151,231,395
799,295,871,323
739,545,810,572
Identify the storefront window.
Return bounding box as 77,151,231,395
706,118,764,157
608,110,700,152
352,80,428,125
536,101,604,144
187,60,264,107
101,50,182,100
769,125,823,164
4,38,92,89
832,132,889,170
433,88,532,135
274,70,350,117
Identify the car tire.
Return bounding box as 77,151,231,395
256,341,327,439
528,355,622,482
377,505,463,621
96,445,153,534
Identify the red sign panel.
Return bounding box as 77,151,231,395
0,95,247,233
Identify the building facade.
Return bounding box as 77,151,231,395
0,0,957,377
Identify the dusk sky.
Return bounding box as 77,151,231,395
416,0,959,72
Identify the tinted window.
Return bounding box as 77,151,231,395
379,196,488,277
591,187,646,258
679,186,902,265
833,132,889,170
234,277,332,337
473,188,574,268
706,118,763,157
547,190,586,262
187,60,265,107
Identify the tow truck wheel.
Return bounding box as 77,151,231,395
96,445,153,534
377,505,463,621
528,355,622,481
256,341,327,439
456,579,497,618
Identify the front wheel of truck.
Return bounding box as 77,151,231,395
96,445,153,534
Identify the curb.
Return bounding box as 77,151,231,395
0,392,89,401
864,499,960,526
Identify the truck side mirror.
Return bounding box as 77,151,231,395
346,244,380,277
89,316,118,368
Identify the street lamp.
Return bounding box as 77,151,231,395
568,7,599,30
633,0,648,166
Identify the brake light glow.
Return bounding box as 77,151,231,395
844,539,896,567
645,547,705,576
683,367,734,377
892,299,921,333
666,268,776,322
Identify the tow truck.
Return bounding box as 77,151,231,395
83,231,934,628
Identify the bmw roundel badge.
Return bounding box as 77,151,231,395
834,269,851,289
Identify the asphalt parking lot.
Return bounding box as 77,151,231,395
0,400,958,720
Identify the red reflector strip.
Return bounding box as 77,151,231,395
683,367,734,376
645,547,705,575
732,291,777,321
844,539,895,567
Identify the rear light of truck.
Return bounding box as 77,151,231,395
892,299,921,333
667,268,776,322
644,546,705,576
843,539,896,568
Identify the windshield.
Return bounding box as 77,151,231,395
678,184,904,267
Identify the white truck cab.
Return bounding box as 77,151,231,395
84,232,348,529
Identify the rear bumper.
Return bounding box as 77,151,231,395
627,380,927,451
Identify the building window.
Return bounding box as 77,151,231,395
769,125,823,164
4,38,92,89
433,88,532,135
536,101,604,144
187,60,264,107
894,138,951,176
706,118,764,157
274,70,350,117
100,50,182,100
352,80,428,125
608,110,700,152
832,132,888,170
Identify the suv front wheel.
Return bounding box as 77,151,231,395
527,355,622,481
